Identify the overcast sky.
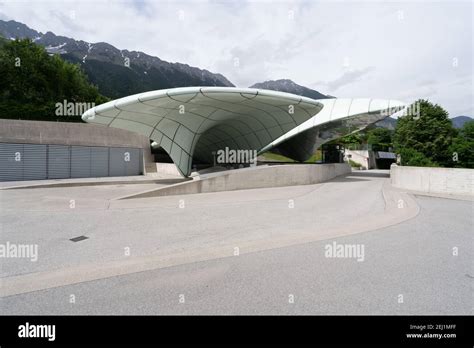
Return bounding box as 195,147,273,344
1,0,472,117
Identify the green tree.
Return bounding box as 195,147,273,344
447,121,474,168
366,127,393,151
393,99,456,167
398,148,437,167
0,38,108,122
333,131,366,147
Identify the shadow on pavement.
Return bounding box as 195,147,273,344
350,171,390,178
328,176,371,183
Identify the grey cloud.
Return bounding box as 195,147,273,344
0,1,471,117
273,29,321,61
49,10,91,36
317,66,375,92
417,79,437,87
126,0,153,17
214,39,277,87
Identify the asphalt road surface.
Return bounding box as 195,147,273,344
0,171,472,314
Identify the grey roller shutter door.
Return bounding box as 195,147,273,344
109,148,126,177
71,146,91,178
138,149,145,175
0,143,23,181
0,143,142,181
23,144,47,180
124,148,140,176
48,145,70,179
109,147,141,177
90,147,109,177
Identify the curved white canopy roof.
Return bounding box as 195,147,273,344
260,98,406,160
82,87,323,176
82,87,405,176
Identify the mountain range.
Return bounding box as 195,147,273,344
0,19,234,98
0,19,471,128
249,79,332,100
450,116,472,129
0,20,335,101
371,114,471,130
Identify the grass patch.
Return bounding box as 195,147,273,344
259,150,323,163
259,152,296,162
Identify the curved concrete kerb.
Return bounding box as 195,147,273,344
117,163,351,199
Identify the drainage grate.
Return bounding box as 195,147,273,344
70,235,89,242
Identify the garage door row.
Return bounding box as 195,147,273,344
0,143,143,181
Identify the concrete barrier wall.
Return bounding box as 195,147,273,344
145,163,183,177
345,149,379,169
390,164,473,196
0,119,153,164
121,163,351,199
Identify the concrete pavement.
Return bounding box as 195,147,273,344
1,171,415,284
0,175,186,190
0,194,472,315
0,171,472,314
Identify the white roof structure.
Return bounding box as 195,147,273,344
82,87,405,176
261,98,406,161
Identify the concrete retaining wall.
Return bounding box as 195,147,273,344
120,163,351,199
152,163,182,177
344,149,379,169
0,119,153,164
390,164,473,196
345,149,370,169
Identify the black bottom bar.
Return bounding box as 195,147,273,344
0,315,473,346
